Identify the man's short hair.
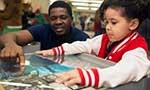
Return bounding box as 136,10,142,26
48,1,73,19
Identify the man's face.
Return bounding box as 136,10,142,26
49,7,72,35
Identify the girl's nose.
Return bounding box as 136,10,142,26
105,24,111,31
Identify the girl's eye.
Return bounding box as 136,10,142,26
111,20,117,25
103,19,117,26
111,21,117,25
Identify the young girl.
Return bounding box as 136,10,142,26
36,0,150,88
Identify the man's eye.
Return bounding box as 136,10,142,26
59,15,68,20
49,15,69,21
49,16,57,20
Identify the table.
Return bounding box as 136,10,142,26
0,53,150,90
25,54,150,90
54,54,150,90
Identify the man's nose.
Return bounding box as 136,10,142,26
55,18,63,24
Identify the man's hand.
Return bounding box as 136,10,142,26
0,44,25,70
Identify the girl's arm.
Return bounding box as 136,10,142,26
36,35,103,56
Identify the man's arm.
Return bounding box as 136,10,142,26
0,30,33,48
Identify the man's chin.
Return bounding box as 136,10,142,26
55,31,65,36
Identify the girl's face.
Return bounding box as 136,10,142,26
104,7,136,42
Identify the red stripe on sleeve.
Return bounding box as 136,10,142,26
57,47,60,55
91,68,100,88
77,68,85,86
60,46,64,55
52,48,56,55
86,70,92,86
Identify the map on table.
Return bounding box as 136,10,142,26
0,54,115,90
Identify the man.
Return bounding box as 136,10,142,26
0,1,89,67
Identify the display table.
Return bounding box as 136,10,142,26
0,53,150,90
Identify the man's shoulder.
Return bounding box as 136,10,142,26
71,27,84,33
71,27,89,38
71,27,80,31
29,24,50,30
35,24,50,27
28,24,52,35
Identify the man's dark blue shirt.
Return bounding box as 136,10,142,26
28,24,89,50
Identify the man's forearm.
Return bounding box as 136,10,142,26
0,32,18,48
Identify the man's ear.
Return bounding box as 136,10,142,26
129,18,139,31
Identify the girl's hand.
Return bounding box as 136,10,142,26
55,69,81,87
35,49,54,56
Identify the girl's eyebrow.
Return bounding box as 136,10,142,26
104,17,116,21
110,18,117,21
